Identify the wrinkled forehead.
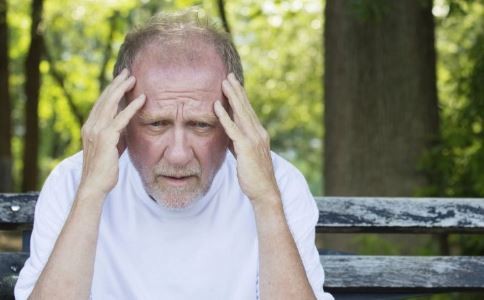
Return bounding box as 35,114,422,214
138,100,216,122
131,42,227,119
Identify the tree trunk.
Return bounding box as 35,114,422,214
217,0,231,34
22,0,44,192
324,0,439,196
0,0,12,192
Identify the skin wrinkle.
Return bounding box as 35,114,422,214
136,100,220,127
27,14,316,299
125,43,229,209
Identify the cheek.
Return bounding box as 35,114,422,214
126,125,165,166
193,130,229,169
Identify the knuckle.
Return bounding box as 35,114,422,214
99,129,113,140
260,129,270,142
227,121,237,132
239,136,251,148
81,126,93,139
91,125,101,135
262,134,270,144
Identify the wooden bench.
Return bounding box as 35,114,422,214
0,194,483,299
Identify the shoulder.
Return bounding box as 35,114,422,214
224,150,309,192
36,151,84,214
270,151,308,191
223,151,304,182
47,151,83,181
271,152,319,224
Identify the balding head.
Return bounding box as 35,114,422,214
113,9,244,85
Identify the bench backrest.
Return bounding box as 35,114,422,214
0,194,483,298
318,197,484,297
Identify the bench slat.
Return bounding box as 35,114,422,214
1,253,484,296
3,194,484,233
0,252,29,298
0,194,37,225
322,255,484,292
316,197,484,233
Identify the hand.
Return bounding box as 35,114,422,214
79,69,146,195
214,73,281,206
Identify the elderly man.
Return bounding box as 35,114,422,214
15,10,333,300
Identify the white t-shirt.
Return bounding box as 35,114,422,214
15,150,333,300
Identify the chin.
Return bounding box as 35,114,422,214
151,189,204,210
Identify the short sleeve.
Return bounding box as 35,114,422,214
274,155,334,300
14,159,80,300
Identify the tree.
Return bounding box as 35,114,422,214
22,0,44,191
324,0,440,196
0,0,12,192
427,0,484,259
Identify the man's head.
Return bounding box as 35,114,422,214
113,9,243,84
113,10,243,209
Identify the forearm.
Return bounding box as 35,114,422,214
253,197,316,300
29,187,105,299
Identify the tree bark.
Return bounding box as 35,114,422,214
324,0,440,196
0,0,12,192
217,0,231,34
98,11,119,92
22,0,44,192
44,46,84,127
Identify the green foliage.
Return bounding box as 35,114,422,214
8,0,324,194
227,0,323,194
420,0,484,257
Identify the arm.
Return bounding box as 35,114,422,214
214,73,316,300
28,69,145,299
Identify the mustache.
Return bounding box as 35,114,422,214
153,163,201,178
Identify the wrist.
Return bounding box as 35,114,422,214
75,183,108,209
252,192,284,218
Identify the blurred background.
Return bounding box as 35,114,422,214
1,0,483,298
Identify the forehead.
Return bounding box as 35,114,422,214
131,42,226,114
131,41,226,85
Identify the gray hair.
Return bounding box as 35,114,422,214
113,9,244,85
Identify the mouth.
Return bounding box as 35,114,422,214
159,175,196,187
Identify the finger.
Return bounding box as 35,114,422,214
214,100,244,142
108,68,131,92
227,73,259,120
222,78,262,135
89,69,131,120
112,94,146,132
222,79,247,123
101,76,137,120
227,73,246,102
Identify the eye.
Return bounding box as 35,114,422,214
189,121,213,131
194,122,211,129
150,120,169,127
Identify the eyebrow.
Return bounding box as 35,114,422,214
137,112,219,124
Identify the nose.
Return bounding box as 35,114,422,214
164,127,194,166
